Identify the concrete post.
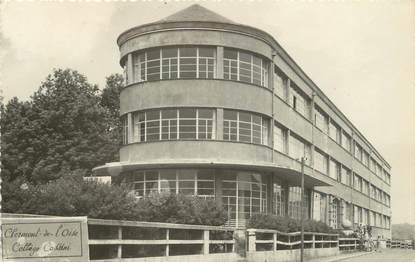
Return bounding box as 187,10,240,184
312,233,315,249
273,232,277,251
166,229,170,256
216,46,224,79
117,226,122,258
203,230,210,255
216,108,224,140
247,229,256,252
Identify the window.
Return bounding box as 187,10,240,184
341,166,351,186
370,185,376,199
222,171,268,220
341,132,351,152
223,110,269,145
313,192,327,223
291,87,309,118
314,107,328,133
224,48,268,87
314,149,328,174
353,173,362,192
329,159,340,181
133,46,216,82
274,68,286,99
289,134,310,165
329,120,341,143
288,187,310,220
363,150,369,167
370,158,376,173
354,143,363,161
126,169,215,198
273,123,285,153
273,180,286,217
132,108,215,142
362,179,369,195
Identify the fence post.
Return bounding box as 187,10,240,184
166,229,170,256
203,230,209,255
247,229,256,252
273,232,277,251
312,234,315,249
117,226,122,259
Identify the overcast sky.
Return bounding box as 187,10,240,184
1,1,414,224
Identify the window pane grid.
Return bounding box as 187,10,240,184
223,110,269,146
223,48,268,88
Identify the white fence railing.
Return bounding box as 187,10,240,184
338,238,359,251
387,239,414,249
246,228,339,252
88,218,236,260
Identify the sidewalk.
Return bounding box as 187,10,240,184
308,251,374,262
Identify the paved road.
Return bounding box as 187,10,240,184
342,249,415,262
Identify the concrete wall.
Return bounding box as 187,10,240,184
246,248,339,262
120,80,272,117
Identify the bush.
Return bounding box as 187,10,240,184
248,213,337,234
2,176,227,226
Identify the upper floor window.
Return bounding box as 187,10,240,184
132,108,216,143
341,166,351,186
274,67,286,99
363,150,370,167
314,106,328,133
354,142,363,161
362,179,369,195
290,86,309,118
224,48,269,87
314,149,328,174
370,158,376,173
223,110,269,145
353,173,362,192
329,120,341,143
329,159,340,181
273,123,286,153
289,134,311,165
341,131,351,152
132,46,216,83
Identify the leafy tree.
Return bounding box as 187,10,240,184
100,74,124,160
1,69,120,184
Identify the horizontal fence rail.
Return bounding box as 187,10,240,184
246,228,339,252
387,239,414,249
88,218,236,260
338,238,359,251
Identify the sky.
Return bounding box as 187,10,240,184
1,0,414,224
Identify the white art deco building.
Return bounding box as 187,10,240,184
94,4,392,238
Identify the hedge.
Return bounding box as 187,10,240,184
2,175,227,226
248,213,338,234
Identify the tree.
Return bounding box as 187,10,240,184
100,74,124,160
1,69,120,184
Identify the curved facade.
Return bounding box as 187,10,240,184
94,4,391,237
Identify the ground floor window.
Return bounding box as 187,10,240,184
313,191,327,223
124,169,215,198
222,171,268,221
272,180,286,217
288,186,310,220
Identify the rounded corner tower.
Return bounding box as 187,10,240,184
93,4,392,235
